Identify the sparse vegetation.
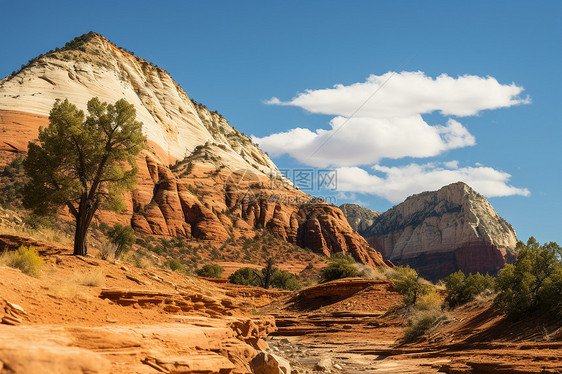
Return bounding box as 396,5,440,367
0,245,43,277
392,266,433,308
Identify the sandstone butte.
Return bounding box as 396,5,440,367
0,32,386,269
352,182,518,281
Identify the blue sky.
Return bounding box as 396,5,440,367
0,1,560,244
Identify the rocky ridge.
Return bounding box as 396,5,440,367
358,182,517,280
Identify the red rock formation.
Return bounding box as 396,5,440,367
0,32,387,269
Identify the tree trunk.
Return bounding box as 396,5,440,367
73,197,97,256
73,216,89,256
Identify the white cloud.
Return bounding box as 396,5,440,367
257,71,530,201
335,162,530,203
253,116,475,167
266,71,529,118
255,71,527,167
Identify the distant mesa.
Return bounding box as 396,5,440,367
342,182,518,281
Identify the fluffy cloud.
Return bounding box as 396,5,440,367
266,71,530,118
335,162,530,203
255,71,528,167
256,71,530,201
254,116,475,167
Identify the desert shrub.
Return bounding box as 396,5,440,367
320,253,358,282
107,224,135,259
416,290,442,311
403,309,447,342
228,267,262,286
495,237,562,318
444,270,495,308
270,269,302,290
196,264,224,278
0,245,43,277
163,258,185,273
393,266,434,307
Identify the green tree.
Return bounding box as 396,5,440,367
107,223,135,259
393,266,433,307
320,253,358,282
22,98,145,256
444,270,494,308
495,237,562,318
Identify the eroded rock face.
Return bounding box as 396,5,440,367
362,182,517,280
0,32,387,268
121,156,386,267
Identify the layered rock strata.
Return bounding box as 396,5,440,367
360,182,518,280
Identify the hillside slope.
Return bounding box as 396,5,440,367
0,32,386,267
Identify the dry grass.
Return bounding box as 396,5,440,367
48,283,92,300
122,251,154,269
474,289,496,304
96,241,118,260
0,221,73,247
417,291,443,311
73,268,105,287
404,308,449,342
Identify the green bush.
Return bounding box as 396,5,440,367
228,267,262,286
393,266,434,307
444,270,494,308
106,224,136,259
196,264,224,278
0,245,43,277
163,258,185,273
23,213,54,230
495,237,562,318
270,269,302,290
320,253,358,282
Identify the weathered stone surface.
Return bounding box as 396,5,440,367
339,204,380,233
250,352,291,374
361,182,518,280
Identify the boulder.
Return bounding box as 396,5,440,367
250,352,291,374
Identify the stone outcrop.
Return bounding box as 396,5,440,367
0,32,387,268
339,204,380,233
361,182,518,280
